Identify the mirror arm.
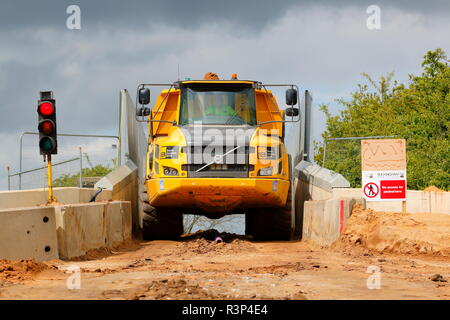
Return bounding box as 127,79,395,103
257,119,296,126
148,119,177,125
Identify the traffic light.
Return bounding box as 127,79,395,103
37,91,57,155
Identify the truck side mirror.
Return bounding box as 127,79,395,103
285,107,299,117
286,88,298,106
137,107,151,117
139,88,150,105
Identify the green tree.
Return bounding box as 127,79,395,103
315,49,449,190
53,164,112,187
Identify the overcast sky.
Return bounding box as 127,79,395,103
1,0,449,190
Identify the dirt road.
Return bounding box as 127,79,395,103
1,206,450,300
0,236,449,299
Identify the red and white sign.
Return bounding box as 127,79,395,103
361,139,407,201
364,182,379,198
380,180,406,199
361,170,406,201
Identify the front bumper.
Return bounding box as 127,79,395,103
146,178,290,213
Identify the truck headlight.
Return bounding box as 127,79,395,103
163,166,179,176
258,167,273,176
257,146,279,160
160,146,179,159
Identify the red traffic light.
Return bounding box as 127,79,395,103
38,102,54,116
38,120,55,135
37,92,57,156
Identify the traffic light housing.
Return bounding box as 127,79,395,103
37,91,57,155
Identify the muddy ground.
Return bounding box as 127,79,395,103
1,207,450,300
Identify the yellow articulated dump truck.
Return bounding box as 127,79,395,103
135,73,302,240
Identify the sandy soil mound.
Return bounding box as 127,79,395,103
423,186,446,192
176,230,256,255
181,229,248,242
335,204,450,256
0,260,53,283
70,239,141,261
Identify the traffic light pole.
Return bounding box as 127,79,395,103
46,154,56,204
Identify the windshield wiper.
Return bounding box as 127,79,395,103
224,112,245,125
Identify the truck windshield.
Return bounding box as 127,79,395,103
179,86,256,125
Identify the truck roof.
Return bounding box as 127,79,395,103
180,80,256,85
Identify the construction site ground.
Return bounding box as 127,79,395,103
1,206,449,300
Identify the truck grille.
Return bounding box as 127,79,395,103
183,145,252,178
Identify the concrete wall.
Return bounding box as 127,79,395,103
104,201,132,247
0,166,136,261
302,197,365,246
296,161,448,246
0,206,59,261
0,187,112,211
0,200,131,261
55,201,132,260
295,161,364,246
95,161,139,232
332,188,449,214
293,161,351,241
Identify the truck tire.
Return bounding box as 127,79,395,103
246,186,293,241
292,178,304,240
141,190,183,240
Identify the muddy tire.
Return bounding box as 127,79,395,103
141,190,183,240
292,178,304,240
246,186,293,240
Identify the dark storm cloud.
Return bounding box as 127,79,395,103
0,0,299,31
0,0,449,135
1,0,450,189
1,0,450,31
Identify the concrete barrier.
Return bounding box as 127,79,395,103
95,161,139,232
295,160,350,195
54,201,132,259
293,161,353,242
0,187,112,211
79,188,112,203
0,206,59,261
332,188,449,214
302,197,365,246
104,201,132,247
0,186,131,261
54,203,106,259
296,161,448,246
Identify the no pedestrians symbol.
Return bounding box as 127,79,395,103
364,182,379,198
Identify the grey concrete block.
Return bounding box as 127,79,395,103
95,160,137,190
0,188,113,211
104,201,132,247
0,206,59,261
95,161,139,231
295,160,350,192
55,203,106,259
302,197,360,246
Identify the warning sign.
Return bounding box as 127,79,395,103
380,180,406,199
361,139,406,201
364,182,379,198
